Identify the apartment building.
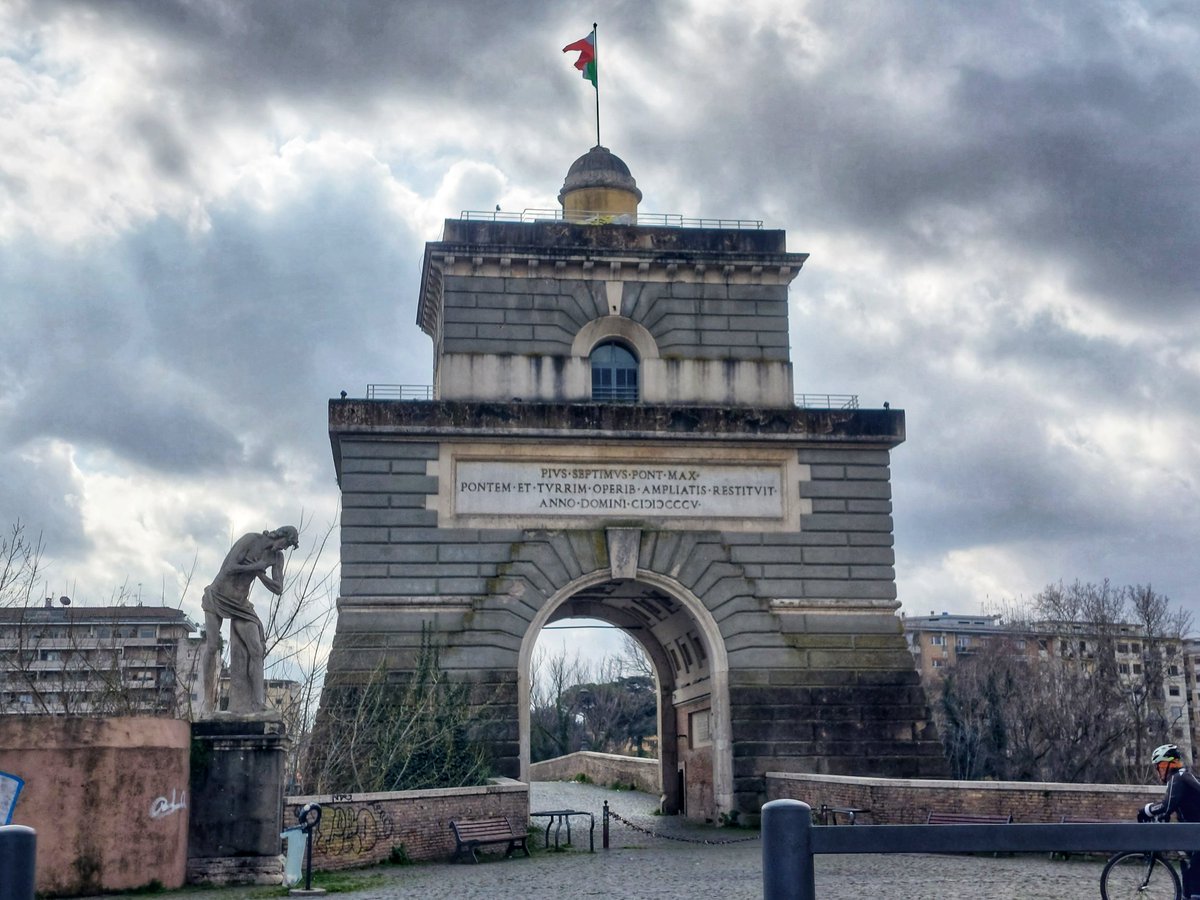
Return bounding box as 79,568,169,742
1183,638,1200,757
904,611,1193,763
0,600,202,716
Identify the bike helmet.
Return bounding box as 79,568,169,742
1151,743,1183,766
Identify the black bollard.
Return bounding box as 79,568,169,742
602,801,609,850
762,799,813,900
0,825,36,900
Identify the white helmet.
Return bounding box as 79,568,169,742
1151,744,1182,766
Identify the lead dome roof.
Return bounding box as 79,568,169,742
558,145,643,203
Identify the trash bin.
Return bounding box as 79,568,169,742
0,825,36,900
281,826,306,886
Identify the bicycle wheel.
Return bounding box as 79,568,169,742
1101,851,1182,900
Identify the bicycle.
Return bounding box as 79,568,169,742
1099,809,1198,900
1100,848,1183,899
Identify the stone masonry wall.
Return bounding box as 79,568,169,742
766,772,1160,824
285,779,528,870
334,439,907,648
326,406,941,815
439,276,789,362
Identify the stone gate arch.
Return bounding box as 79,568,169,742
320,145,947,821
519,568,733,819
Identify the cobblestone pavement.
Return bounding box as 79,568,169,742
79,782,1114,900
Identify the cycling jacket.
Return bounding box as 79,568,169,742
1147,768,1200,822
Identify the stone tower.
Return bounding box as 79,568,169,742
322,146,943,820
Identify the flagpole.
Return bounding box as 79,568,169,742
592,23,600,147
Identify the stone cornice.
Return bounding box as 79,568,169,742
328,399,904,480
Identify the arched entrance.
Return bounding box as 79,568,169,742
519,570,732,821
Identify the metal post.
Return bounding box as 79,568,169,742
762,799,814,900
602,801,609,850
0,825,36,900
304,823,314,890
295,802,322,895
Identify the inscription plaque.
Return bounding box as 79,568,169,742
454,460,784,519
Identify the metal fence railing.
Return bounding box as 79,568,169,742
761,799,1200,900
457,209,764,230
793,394,859,410
361,386,865,409
364,384,433,400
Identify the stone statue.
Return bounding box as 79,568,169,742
200,526,299,715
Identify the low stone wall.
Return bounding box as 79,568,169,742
0,716,191,897
766,772,1161,823
529,751,660,795
284,778,528,870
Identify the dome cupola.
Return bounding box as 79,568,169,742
558,145,642,221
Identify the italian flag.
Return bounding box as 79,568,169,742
563,31,597,87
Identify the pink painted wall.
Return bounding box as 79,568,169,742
0,717,190,896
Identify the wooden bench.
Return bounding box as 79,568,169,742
926,811,1013,825
449,816,530,863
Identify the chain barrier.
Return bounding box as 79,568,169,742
605,806,761,845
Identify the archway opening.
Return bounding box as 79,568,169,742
521,576,728,821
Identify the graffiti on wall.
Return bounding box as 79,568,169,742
314,801,397,857
0,770,23,825
149,789,187,819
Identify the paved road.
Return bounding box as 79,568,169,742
81,782,1114,899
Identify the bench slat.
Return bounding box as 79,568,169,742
927,812,1012,825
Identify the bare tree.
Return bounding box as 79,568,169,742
529,645,590,760
305,628,493,793
0,522,44,608
529,640,657,762
1123,583,1191,774
933,580,1192,783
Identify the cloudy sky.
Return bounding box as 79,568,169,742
3,0,1198,649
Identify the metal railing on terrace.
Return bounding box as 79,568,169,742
458,208,764,230
793,393,859,410
365,384,434,400
364,385,861,409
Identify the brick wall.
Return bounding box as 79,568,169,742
529,751,660,794
766,772,1161,824
284,778,528,870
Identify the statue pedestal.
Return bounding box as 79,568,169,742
187,714,288,886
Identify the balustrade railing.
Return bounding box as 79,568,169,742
361,385,863,409
458,208,764,230
364,384,433,400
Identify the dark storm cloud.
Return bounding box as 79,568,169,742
791,251,1200,602
30,0,675,112
0,156,425,480
133,166,429,428
0,449,88,556
5,361,248,473
623,2,1200,319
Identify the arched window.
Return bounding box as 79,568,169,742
590,341,639,402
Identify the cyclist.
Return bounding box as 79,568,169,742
1140,743,1200,898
